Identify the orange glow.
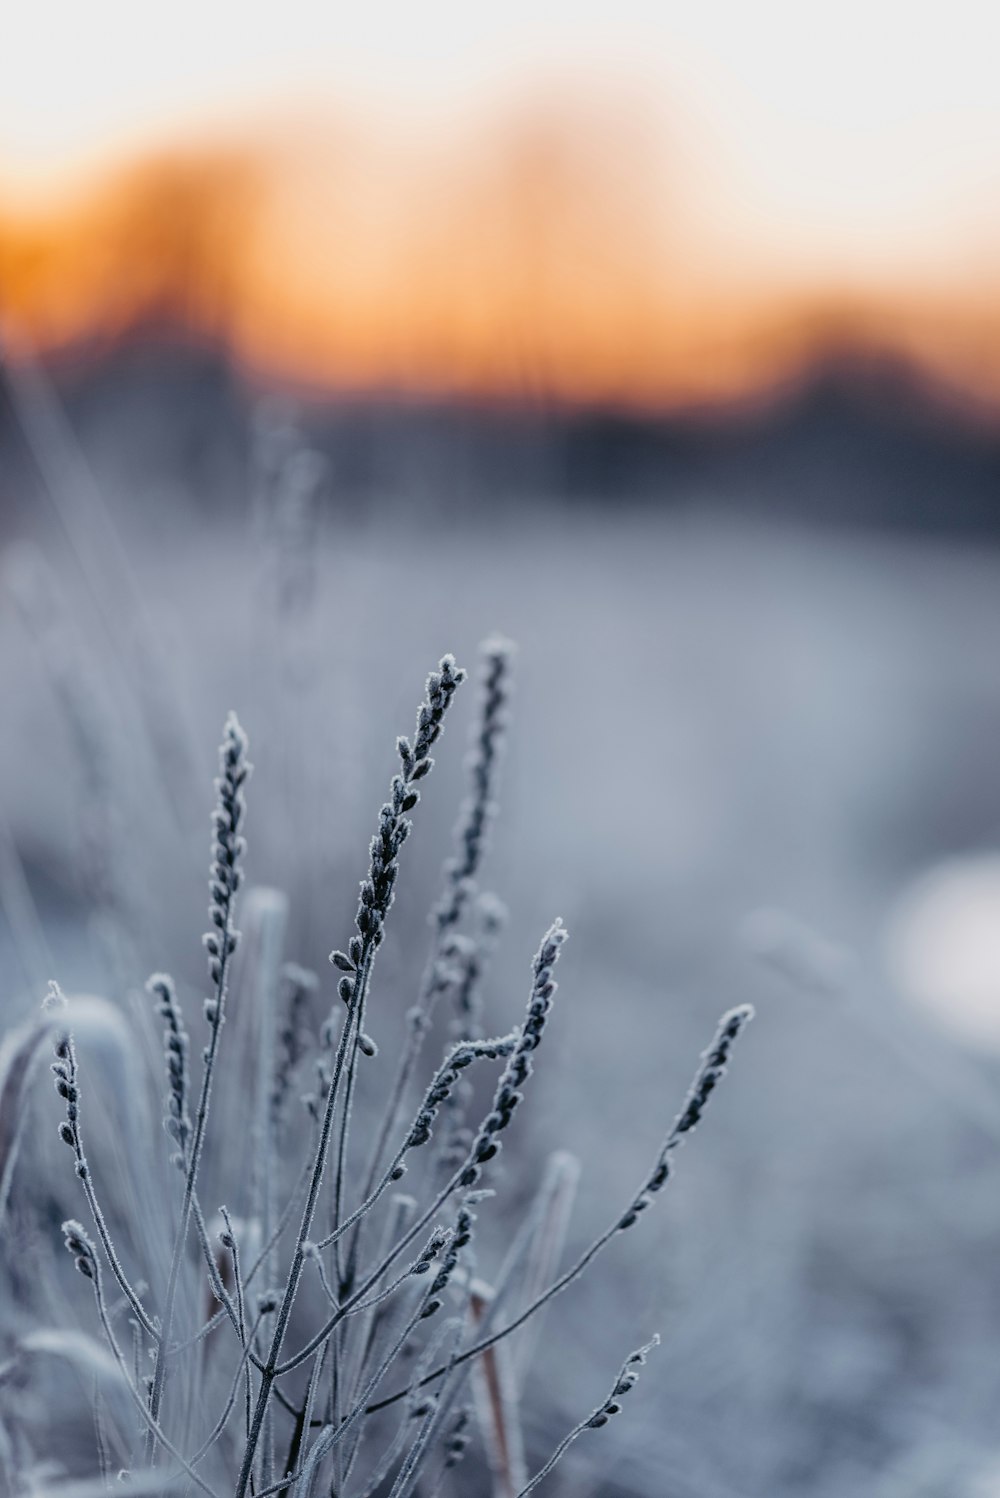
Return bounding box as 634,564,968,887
2,99,999,415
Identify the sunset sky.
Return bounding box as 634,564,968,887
2,0,999,406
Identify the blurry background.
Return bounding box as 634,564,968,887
3,3,1000,1495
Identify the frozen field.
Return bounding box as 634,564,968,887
3,476,1000,1496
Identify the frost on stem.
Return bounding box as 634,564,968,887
516,1336,660,1497
147,973,191,1168
617,1004,754,1232
419,1204,476,1321
51,1031,82,1167
584,1336,659,1428
146,712,251,1440
434,636,514,935
459,920,567,1190
202,712,251,1029
61,1218,97,1280
405,1034,518,1155
51,1008,157,1339
330,655,466,990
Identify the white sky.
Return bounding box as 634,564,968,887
3,0,1000,281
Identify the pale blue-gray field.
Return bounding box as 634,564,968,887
2,374,999,1498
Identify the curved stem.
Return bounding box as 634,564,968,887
233,949,370,1498
146,901,237,1441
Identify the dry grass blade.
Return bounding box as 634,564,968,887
469,1280,528,1498
0,1010,58,1224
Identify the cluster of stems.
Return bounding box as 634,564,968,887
45,650,755,1498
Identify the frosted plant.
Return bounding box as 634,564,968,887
13,644,753,1497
